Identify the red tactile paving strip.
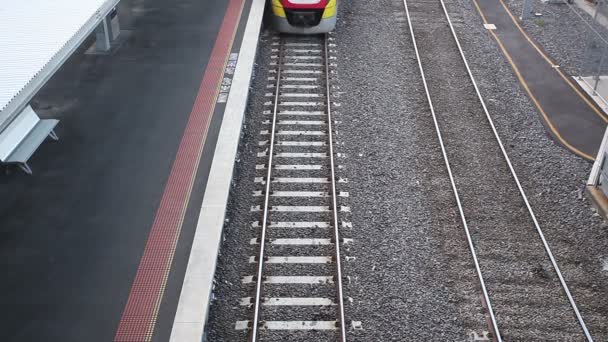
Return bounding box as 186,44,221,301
113,0,245,340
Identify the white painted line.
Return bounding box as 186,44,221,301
271,69,322,74
270,206,330,212
269,221,330,228
280,101,323,106
285,49,322,53
266,191,334,199
237,319,341,330
278,110,325,116
275,164,323,170
283,69,322,74
272,55,322,60
270,62,324,67
272,177,328,183
284,85,320,89
249,256,331,263
272,238,332,245
242,275,334,284
279,93,321,98
249,238,330,246
262,321,337,330
282,63,324,67
235,321,250,330
169,0,265,340
283,43,322,47
268,84,319,89
281,77,319,81
275,152,327,158
264,109,324,115
240,297,253,305
278,120,326,125
276,130,326,136
271,191,328,197
263,297,335,306
276,141,325,146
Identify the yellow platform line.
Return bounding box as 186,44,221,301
471,0,595,160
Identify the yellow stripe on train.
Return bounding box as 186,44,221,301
323,0,336,18
271,0,337,19
272,0,286,18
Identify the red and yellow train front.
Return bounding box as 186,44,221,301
271,0,337,34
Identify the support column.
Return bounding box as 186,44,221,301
95,8,120,52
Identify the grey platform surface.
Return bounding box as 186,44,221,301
0,0,254,340
476,0,608,160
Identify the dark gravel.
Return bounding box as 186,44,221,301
410,0,588,338
445,0,608,338
503,0,608,75
206,0,608,340
336,0,488,340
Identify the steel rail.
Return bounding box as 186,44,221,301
401,0,503,340
324,33,348,342
437,0,594,340
250,38,284,342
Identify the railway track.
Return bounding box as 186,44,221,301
402,0,593,340
235,34,348,342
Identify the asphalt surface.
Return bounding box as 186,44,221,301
0,0,248,340
476,0,607,160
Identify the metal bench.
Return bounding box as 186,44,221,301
0,0,122,175
0,106,58,174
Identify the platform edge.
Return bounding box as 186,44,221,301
169,0,265,340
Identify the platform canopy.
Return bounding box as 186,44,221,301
0,0,120,129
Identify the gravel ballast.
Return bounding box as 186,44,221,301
503,0,608,76
336,0,489,340
204,0,608,339
444,0,608,338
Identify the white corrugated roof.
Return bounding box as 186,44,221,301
0,0,118,115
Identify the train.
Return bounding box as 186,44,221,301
270,0,337,34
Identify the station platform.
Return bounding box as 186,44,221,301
472,0,608,160
3,0,608,340
0,0,261,340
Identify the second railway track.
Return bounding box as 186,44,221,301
403,0,594,340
